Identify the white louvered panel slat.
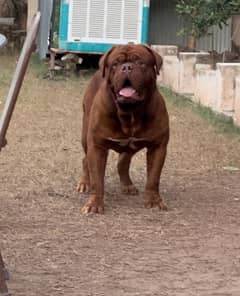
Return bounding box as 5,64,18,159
89,0,105,38
123,0,139,41
105,0,122,39
71,0,88,39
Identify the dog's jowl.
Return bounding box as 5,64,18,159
77,44,169,214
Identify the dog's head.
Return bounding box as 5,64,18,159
99,44,163,110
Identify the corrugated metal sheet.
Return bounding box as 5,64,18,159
149,0,232,53
149,0,188,47
196,19,232,52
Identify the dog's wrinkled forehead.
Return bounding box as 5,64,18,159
108,44,155,65
100,44,163,77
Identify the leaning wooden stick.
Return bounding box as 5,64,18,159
0,12,41,151
0,251,9,295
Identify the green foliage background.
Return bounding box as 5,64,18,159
176,0,240,39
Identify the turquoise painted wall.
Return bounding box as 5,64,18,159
59,1,150,53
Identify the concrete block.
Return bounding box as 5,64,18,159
151,45,178,57
178,52,210,95
161,55,180,92
195,67,218,110
216,63,240,114
233,76,240,126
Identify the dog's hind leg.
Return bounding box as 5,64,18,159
117,152,139,195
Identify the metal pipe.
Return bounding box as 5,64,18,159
0,12,41,151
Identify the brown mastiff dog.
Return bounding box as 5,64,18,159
78,44,169,214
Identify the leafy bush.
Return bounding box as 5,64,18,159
176,0,240,48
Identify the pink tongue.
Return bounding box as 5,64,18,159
119,87,136,97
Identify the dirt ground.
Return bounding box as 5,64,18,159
1,54,240,296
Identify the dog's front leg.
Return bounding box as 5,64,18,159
144,143,168,210
81,143,108,214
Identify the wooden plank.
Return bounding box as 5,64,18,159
0,12,41,150
0,17,14,25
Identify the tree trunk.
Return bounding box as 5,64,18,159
188,33,196,50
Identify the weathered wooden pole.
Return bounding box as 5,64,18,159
0,11,41,150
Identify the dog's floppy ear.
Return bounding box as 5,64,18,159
142,44,163,75
99,46,117,77
153,50,163,75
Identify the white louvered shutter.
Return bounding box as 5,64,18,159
69,0,142,43
70,0,88,39
123,0,139,40
106,0,122,39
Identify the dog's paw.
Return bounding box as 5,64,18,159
121,184,139,195
81,195,104,214
77,179,90,193
144,191,168,211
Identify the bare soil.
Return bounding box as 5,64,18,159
1,54,240,296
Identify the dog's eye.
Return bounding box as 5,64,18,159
112,62,119,69
135,60,145,67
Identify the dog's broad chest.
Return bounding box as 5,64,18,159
106,136,149,152
105,112,152,152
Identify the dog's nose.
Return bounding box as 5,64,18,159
121,63,133,73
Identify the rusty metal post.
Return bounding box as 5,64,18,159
0,252,10,295
0,12,41,151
